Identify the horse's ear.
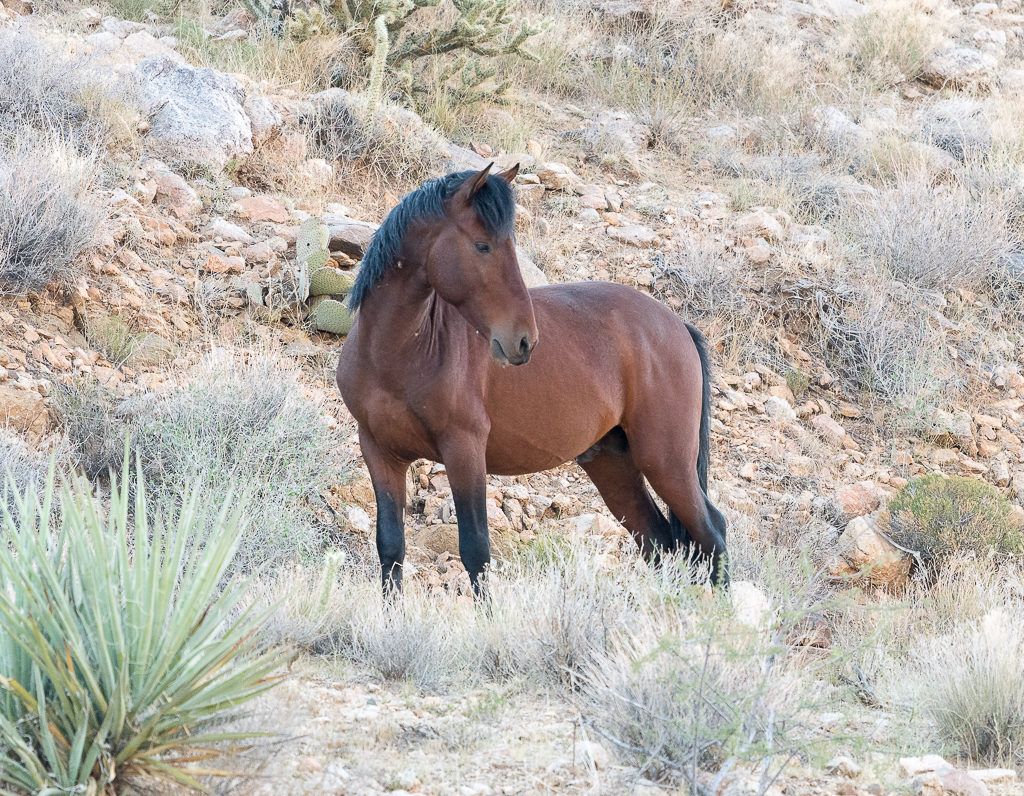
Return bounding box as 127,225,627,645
467,163,494,200
497,163,520,183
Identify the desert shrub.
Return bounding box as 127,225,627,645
653,242,758,362
842,0,948,89
579,599,811,788
812,275,951,412
842,180,1020,292
0,135,102,296
346,585,481,690
0,465,282,793
0,29,136,151
905,607,1024,765
888,475,1022,567
55,351,342,570
303,91,448,190
0,431,47,517
480,537,657,688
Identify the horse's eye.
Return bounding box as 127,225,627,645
475,242,491,254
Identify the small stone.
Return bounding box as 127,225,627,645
576,740,609,770
731,581,770,628
607,224,659,248
234,195,290,224
826,755,862,778
811,414,848,445
764,395,797,421
735,209,786,242
537,162,580,191
740,462,756,480
900,755,954,777
204,217,253,244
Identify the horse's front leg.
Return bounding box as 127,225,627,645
440,432,490,597
359,428,410,596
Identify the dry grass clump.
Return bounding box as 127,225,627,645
304,91,449,195
0,28,137,152
903,600,1024,765
53,350,342,570
479,538,640,688
578,605,811,788
0,431,47,517
172,19,351,95
0,135,102,296
812,271,952,412
841,179,1021,292
888,475,1023,569
589,12,809,123
841,0,949,89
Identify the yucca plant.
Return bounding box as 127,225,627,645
0,463,285,793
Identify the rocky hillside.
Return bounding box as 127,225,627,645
1,0,1024,792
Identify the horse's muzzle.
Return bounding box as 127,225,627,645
491,333,534,366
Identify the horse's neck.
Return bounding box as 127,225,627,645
355,261,456,361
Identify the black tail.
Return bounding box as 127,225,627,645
685,322,712,494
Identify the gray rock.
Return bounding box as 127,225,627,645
136,56,253,170
243,94,282,145
325,214,378,260
921,46,998,89
516,248,548,288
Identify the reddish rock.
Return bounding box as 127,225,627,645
234,195,290,224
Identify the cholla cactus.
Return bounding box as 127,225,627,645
239,0,540,108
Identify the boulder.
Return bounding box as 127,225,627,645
537,162,581,191
243,94,282,145
516,248,549,288
830,515,911,589
325,214,378,260
920,46,998,89
136,56,253,170
0,385,48,435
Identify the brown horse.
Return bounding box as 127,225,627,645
336,164,728,594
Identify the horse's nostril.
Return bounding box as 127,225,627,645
518,336,530,356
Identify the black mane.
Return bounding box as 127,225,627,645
347,170,516,309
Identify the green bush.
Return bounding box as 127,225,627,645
0,464,283,793
888,475,1023,567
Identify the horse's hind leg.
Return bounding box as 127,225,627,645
642,462,728,585
577,428,675,559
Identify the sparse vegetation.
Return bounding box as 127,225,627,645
54,350,343,570
888,474,1022,568
0,431,47,517
842,179,1021,292
0,135,102,296
0,465,282,793
906,607,1024,765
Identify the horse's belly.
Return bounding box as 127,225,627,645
483,375,620,475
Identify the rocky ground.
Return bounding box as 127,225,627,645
3,0,1024,792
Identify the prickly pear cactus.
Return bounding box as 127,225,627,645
310,265,358,297
287,217,329,305
308,296,356,335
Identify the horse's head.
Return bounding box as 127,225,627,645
426,164,539,366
